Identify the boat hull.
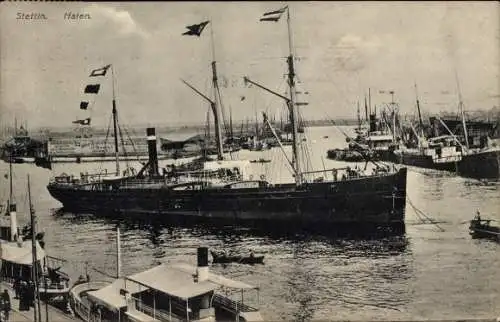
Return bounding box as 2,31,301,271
458,148,500,180
47,168,407,234
396,152,459,172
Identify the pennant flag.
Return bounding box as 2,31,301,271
182,21,210,37
90,64,111,77
80,101,89,110
260,6,287,22
72,118,91,125
35,158,52,170
84,84,100,94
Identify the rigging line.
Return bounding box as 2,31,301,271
121,124,141,165
98,112,114,174
406,196,445,232
118,123,129,171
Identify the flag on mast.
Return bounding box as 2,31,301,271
72,118,91,126
80,101,89,110
260,6,288,22
89,64,111,77
182,21,210,37
84,84,100,94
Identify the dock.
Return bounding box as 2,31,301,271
0,282,77,322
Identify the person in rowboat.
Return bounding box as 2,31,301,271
474,210,481,221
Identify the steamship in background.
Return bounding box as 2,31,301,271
46,7,408,235
327,91,400,163
394,88,500,180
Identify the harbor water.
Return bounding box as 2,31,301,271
1,126,498,321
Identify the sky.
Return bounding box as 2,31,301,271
0,1,499,129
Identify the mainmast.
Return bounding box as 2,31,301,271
111,65,120,176
285,6,301,185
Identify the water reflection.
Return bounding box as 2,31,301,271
51,207,407,242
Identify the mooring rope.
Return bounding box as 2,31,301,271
406,196,445,232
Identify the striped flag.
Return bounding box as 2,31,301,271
260,6,288,22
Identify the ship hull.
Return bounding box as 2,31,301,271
458,149,500,180
396,152,458,172
47,168,407,234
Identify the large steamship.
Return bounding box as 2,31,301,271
47,7,408,234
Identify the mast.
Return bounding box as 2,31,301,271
210,23,224,160
111,65,120,176
455,73,469,149
368,88,372,116
414,83,424,137
229,106,233,141
28,175,42,322
364,95,368,122
357,101,361,130
285,6,301,185
8,157,18,241
116,226,121,278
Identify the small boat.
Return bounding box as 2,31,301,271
211,250,264,265
469,213,500,242
249,158,271,164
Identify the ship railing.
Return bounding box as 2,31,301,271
300,165,393,183
212,293,258,313
136,300,194,322
1,276,69,290
432,154,462,163
71,295,90,320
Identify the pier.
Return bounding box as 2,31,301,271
0,282,76,322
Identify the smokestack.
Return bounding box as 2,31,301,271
369,114,377,133
196,247,209,282
146,128,159,177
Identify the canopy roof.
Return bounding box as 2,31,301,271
87,278,143,311
0,240,46,265
87,262,259,309
126,264,218,300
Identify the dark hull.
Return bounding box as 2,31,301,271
373,149,398,163
458,149,500,180
326,149,396,163
211,251,264,265
47,168,407,234
469,227,500,242
397,152,458,172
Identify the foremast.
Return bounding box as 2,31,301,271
182,21,224,161
111,65,120,176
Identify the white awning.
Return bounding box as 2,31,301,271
0,240,45,265
87,278,144,311
126,264,218,300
